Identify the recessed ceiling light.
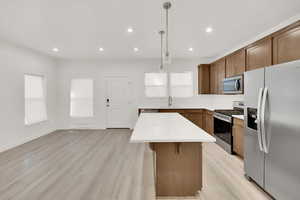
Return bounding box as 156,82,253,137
99,47,104,52
127,27,134,33
188,47,194,52
52,47,59,52
206,27,213,33
133,47,139,52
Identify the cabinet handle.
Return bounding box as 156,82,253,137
175,143,181,154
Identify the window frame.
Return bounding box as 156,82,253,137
24,74,48,126
144,71,194,99
144,72,168,98
169,71,194,98
70,78,94,118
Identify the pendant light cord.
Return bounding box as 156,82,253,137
159,30,165,70
166,8,169,57
163,2,171,58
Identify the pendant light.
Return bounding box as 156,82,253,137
163,2,172,64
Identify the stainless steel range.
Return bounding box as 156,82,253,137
213,102,244,154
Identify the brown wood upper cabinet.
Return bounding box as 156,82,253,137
209,62,218,94
246,37,272,71
199,21,300,95
210,58,225,94
198,64,210,94
273,22,300,65
225,49,246,77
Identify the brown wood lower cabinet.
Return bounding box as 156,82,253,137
232,118,244,158
158,109,204,129
203,110,214,135
181,110,203,128
151,142,202,196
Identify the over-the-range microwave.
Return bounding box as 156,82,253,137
223,75,243,94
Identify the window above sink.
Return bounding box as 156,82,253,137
145,72,193,98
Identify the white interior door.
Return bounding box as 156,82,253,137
105,77,131,128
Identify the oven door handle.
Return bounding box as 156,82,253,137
234,80,239,90
213,114,231,123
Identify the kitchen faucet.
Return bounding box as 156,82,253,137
168,96,172,107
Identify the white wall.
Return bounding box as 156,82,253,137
56,59,243,129
56,59,159,129
0,42,243,152
0,40,57,152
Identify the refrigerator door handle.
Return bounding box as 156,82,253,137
257,88,264,152
261,87,268,153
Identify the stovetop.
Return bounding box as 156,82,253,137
214,108,244,117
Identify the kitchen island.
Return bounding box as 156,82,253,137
131,113,216,197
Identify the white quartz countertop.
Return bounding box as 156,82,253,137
138,106,233,112
130,113,216,143
232,115,244,120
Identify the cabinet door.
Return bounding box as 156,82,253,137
216,58,226,94
226,49,246,77
204,110,214,135
180,110,204,129
273,23,300,64
246,38,272,71
198,64,210,94
181,113,191,121
154,143,202,196
233,118,244,158
187,113,203,128
159,109,185,114
208,113,214,135
209,63,217,94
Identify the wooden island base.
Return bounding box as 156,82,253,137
150,142,202,197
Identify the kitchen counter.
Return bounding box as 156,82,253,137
138,106,233,112
130,112,215,196
233,115,244,120
130,113,216,143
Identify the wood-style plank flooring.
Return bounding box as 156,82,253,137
0,130,145,200
0,129,272,200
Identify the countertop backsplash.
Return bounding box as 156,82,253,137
139,94,244,110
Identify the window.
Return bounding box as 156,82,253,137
24,75,47,125
70,79,94,117
145,73,168,97
170,72,193,98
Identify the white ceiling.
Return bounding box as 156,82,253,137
0,0,300,60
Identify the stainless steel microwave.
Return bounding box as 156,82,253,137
223,75,243,94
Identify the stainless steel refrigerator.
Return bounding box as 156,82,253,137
244,60,300,200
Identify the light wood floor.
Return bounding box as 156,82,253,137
0,129,272,200
0,129,146,200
